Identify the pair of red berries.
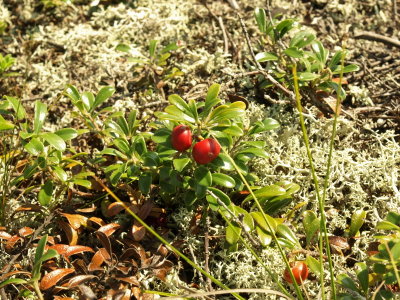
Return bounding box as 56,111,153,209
171,125,220,164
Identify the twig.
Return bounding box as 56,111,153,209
217,17,229,54
225,0,239,10
354,31,400,48
203,210,213,296
393,0,398,26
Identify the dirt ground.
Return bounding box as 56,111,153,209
0,0,399,299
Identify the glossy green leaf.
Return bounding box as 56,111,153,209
161,42,179,54
55,128,78,141
113,138,131,156
277,223,300,248
244,184,286,203
289,31,316,48
328,50,345,70
164,105,195,123
4,96,26,120
254,8,266,33
255,52,278,62
168,94,191,116
81,91,95,111
91,86,115,112
205,83,220,104
35,234,48,265
33,101,47,134
386,211,400,226
64,85,80,103
376,221,400,231
172,158,190,172
298,72,319,81
236,147,269,159
284,47,304,58
256,226,272,246
32,249,58,281
226,222,241,245
52,166,68,182
194,166,212,187
41,132,66,151
248,118,280,135
73,179,91,188
211,173,235,188
312,40,328,64
152,127,172,144
276,19,295,39
38,180,54,206
306,255,321,276
348,209,366,237
24,138,44,156
210,153,234,171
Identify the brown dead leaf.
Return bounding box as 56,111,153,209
18,227,34,237
76,205,97,213
95,231,112,257
97,223,121,237
61,213,88,230
57,220,79,246
115,276,140,286
14,204,42,213
131,222,146,241
0,270,31,281
67,275,97,288
40,268,75,290
88,216,106,227
0,231,12,240
137,199,154,220
87,248,111,271
5,235,23,251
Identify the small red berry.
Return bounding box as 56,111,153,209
283,261,309,285
171,125,192,152
192,138,221,164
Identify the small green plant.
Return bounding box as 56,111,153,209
116,40,183,95
253,8,358,110
0,234,59,300
0,54,19,78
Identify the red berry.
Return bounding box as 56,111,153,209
283,261,309,285
192,138,221,164
171,125,192,152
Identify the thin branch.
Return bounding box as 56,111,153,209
354,31,400,48
159,288,291,299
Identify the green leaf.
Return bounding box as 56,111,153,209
35,234,48,265
116,43,132,53
311,41,328,64
256,226,272,246
306,255,321,277
376,221,400,231
149,40,158,58
91,86,115,112
64,85,80,103
211,173,236,188
161,42,179,54
391,242,400,260
0,278,28,288
55,128,78,141
277,223,300,248
284,47,304,58
168,94,192,116
81,92,95,111
348,209,366,237
194,166,212,187
248,118,280,135
303,210,320,246
52,166,68,182
38,180,54,206
298,72,319,81
210,153,234,171
113,138,131,156
243,184,286,204
250,211,277,232
206,83,220,104
32,249,58,281
206,187,232,212
276,19,295,39
328,50,345,70
332,64,360,74
355,262,369,294
254,8,266,33
139,172,152,194
33,101,47,134
289,31,316,48
4,96,26,120
165,105,195,123
173,158,191,172
337,274,359,292
24,138,44,156
152,128,172,144
386,211,400,226
73,179,92,188
0,115,14,131
41,132,66,151
226,222,241,245
255,52,278,62
236,147,269,159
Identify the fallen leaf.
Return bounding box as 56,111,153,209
87,248,111,271
97,223,121,237
67,275,97,288
61,213,88,230
132,223,146,241
18,227,34,237
0,231,12,240
57,220,79,246
40,268,75,290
